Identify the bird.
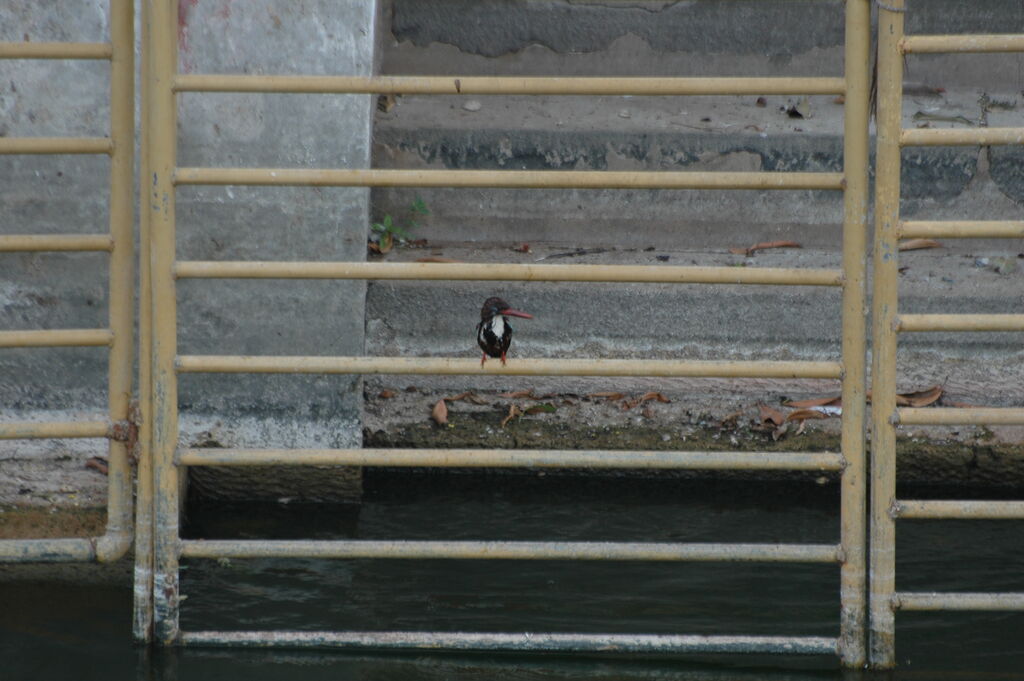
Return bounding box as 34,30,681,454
476,296,533,366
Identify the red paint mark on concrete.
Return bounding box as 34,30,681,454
215,0,232,20
177,0,199,73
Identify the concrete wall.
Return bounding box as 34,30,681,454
4,0,1024,484
376,0,1024,250
1,1,377,499
173,0,375,456
367,0,1024,413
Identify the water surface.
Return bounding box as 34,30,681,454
3,474,1024,679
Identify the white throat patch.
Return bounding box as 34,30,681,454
490,315,505,337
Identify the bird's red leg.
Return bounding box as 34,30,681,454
500,351,507,366
480,352,487,367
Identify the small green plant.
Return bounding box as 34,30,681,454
370,196,429,253
408,196,429,226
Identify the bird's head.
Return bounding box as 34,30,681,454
480,296,533,321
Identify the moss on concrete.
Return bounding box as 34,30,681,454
365,411,1024,489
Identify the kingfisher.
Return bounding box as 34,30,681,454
476,296,533,366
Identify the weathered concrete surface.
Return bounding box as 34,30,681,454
384,0,1024,89
4,0,1024,516
2,0,379,502
174,0,375,452
376,0,1024,248
364,405,1024,489
365,245,1024,409
368,0,1024,437
174,0,380,498
373,90,1024,250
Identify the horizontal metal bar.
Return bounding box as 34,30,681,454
0,329,113,348
175,261,844,287
898,408,1024,426
0,421,111,440
179,630,838,655
176,356,844,379
174,73,847,96
902,34,1024,54
0,42,112,60
0,137,113,155
0,538,96,563
901,127,1024,147
174,168,845,191
894,500,1024,520
178,448,846,471
180,539,841,563
897,314,1024,333
0,234,114,252
899,220,1024,239
894,592,1024,611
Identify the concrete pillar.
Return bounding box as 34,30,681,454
174,0,377,501
1,0,379,502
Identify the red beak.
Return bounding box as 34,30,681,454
499,308,533,319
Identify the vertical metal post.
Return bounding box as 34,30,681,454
96,0,135,563
133,0,156,642
838,0,871,668
149,0,182,644
870,0,905,668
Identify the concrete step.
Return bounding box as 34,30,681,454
371,91,1024,250
364,245,1024,409
383,0,1024,91
374,0,1024,249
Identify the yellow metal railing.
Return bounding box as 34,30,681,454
0,0,135,564
869,2,1024,668
142,0,872,665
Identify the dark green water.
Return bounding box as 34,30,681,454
4,473,1024,680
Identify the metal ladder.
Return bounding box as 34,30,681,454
0,0,135,566
869,2,1024,668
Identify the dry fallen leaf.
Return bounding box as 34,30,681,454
378,389,397,399
864,385,943,406
898,239,942,252
500,404,522,428
896,385,943,407
772,422,789,441
501,389,537,399
621,391,671,410
512,243,531,253
415,256,460,263
784,394,842,409
759,404,786,427
785,409,830,422
719,410,743,429
85,456,109,476
431,399,448,426
588,391,626,402
730,240,802,257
